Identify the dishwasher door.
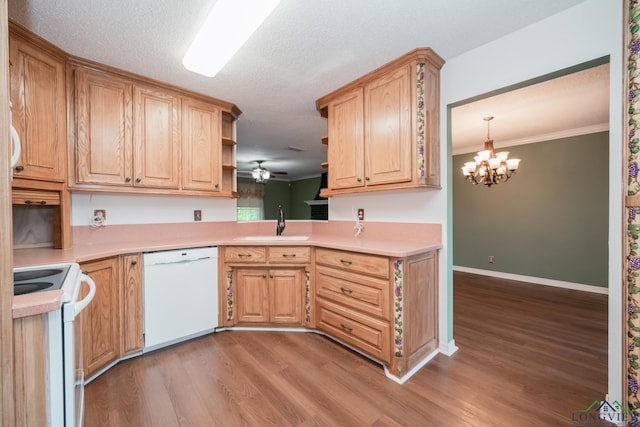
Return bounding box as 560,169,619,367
143,246,218,352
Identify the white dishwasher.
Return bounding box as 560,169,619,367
143,246,218,352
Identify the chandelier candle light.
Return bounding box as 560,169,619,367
461,116,521,187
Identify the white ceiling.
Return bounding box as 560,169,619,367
8,0,599,180
452,62,610,155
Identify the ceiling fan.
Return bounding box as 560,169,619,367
238,160,288,183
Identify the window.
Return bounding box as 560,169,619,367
237,182,265,220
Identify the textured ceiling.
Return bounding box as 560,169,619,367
8,0,593,180
452,63,610,155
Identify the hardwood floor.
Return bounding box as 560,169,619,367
84,272,608,426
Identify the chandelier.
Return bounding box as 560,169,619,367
461,116,521,187
252,162,271,183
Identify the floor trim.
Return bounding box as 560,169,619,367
453,266,608,295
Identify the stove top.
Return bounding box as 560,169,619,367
13,265,71,296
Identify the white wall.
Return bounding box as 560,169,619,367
71,193,236,226
442,0,622,406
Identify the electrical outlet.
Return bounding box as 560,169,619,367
94,209,106,221
357,208,365,221
488,256,494,264
194,210,202,221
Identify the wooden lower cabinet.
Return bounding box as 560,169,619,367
315,247,438,378
221,246,312,328
120,253,143,355
236,268,303,325
80,257,120,378
316,298,391,363
270,269,304,323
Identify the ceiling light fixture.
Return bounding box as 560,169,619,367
461,116,521,187
182,0,282,77
252,163,271,183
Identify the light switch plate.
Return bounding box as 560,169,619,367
357,208,364,221
194,210,202,221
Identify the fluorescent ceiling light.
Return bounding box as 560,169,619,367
183,0,282,77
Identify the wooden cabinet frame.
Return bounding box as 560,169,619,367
66,58,240,197
317,48,444,196
315,247,438,378
219,246,314,328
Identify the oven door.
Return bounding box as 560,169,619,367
63,273,96,427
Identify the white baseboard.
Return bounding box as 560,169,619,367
439,339,458,356
453,266,608,295
384,348,440,384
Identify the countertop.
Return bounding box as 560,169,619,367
12,221,442,318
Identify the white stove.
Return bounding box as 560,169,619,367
14,263,96,427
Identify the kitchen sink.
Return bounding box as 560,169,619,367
234,235,309,241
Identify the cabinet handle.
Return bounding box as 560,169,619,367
214,184,219,189
125,177,131,183
23,200,47,205
270,275,273,279
340,323,353,332
135,178,141,183
262,274,267,278
282,254,296,258
15,165,24,172
340,286,353,295
357,177,362,182
131,260,137,266
238,253,252,258
339,259,352,266
365,176,370,181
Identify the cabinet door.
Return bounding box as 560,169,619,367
9,34,66,182
75,68,133,186
120,254,143,356
269,269,302,324
134,85,180,189
182,97,222,191
327,88,364,189
364,65,412,186
80,257,120,378
236,269,269,323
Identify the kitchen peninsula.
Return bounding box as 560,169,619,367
13,220,441,383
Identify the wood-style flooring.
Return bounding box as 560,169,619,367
84,272,608,426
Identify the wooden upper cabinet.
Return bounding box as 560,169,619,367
317,48,444,196
327,88,364,190
74,68,133,186
9,28,66,182
181,97,222,192
70,61,239,196
364,65,412,186
134,85,180,189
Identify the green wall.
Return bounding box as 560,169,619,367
453,132,608,287
238,176,321,220
290,177,321,219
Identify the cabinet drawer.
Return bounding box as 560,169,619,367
316,265,389,319
267,246,310,264
224,246,266,263
317,298,390,363
12,189,60,206
315,248,389,279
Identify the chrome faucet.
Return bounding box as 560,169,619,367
276,205,286,236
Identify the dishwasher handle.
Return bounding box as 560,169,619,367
146,256,213,266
